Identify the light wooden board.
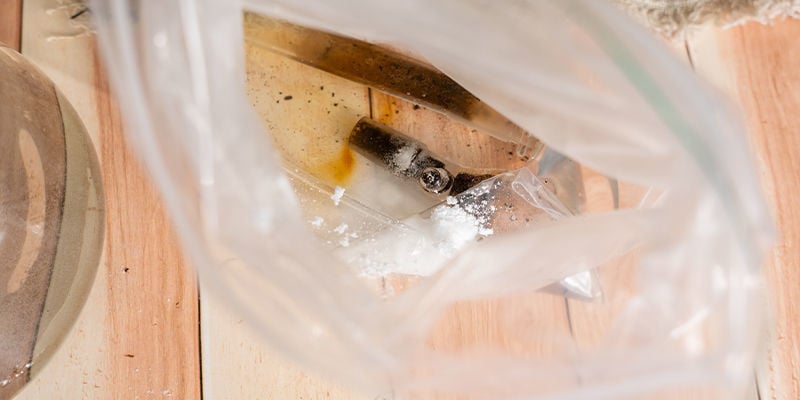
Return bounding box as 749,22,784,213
689,19,800,400
0,0,21,50
201,288,371,400
15,0,202,399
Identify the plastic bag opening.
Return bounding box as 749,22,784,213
92,0,773,398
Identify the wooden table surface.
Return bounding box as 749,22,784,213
2,1,799,399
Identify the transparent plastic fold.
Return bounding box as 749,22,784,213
92,0,773,398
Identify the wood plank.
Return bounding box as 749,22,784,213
0,0,22,50
201,288,371,400
93,48,201,400
688,20,800,400
15,0,202,398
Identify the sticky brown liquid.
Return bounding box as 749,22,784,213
244,37,371,188
317,145,356,185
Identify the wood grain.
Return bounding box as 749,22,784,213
201,288,369,400
93,47,202,400
0,0,22,50
689,20,800,400
15,0,202,398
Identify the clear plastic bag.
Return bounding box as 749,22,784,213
92,0,773,398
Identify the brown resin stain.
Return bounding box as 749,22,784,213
312,145,356,186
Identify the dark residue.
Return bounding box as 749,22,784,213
70,7,89,19
246,14,539,156
450,173,494,196
413,104,421,110
349,118,444,180
284,95,293,100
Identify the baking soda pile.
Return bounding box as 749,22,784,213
313,177,500,276
429,197,494,257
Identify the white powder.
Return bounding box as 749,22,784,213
333,223,349,234
336,199,496,277
392,145,418,171
331,186,345,206
333,224,359,247
430,205,482,256
310,216,324,227
446,196,458,205
339,227,444,277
